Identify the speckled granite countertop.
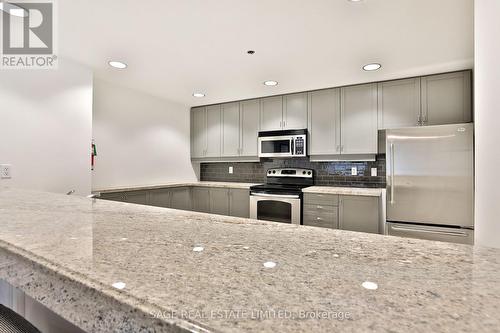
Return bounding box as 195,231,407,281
93,181,260,194
302,186,385,197
0,189,499,333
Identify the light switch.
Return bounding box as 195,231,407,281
371,168,378,177
351,167,357,176
228,166,233,174
0,164,12,179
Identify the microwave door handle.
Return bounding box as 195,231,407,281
291,138,294,155
251,193,300,199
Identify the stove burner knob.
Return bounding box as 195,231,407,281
307,171,312,175
268,170,272,174
302,171,306,175
272,170,276,174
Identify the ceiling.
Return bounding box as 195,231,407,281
58,0,474,107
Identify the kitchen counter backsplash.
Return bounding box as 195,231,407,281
200,155,386,188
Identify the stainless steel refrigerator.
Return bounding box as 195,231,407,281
385,123,474,244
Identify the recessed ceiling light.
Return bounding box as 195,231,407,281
264,80,278,86
0,2,28,17
348,0,364,2
108,61,127,69
247,50,255,55
192,92,205,98
363,63,382,71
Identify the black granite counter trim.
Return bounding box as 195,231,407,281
200,155,386,188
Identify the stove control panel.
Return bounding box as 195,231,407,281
267,168,313,178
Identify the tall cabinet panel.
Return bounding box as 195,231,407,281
340,84,378,154
421,71,472,125
283,93,308,129
221,102,240,157
240,99,260,157
339,195,380,234
191,107,206,158
205,105,221,158
260,96,283,131
378,78,421,129
308,89,341,155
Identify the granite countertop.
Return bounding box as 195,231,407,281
0,189,499,333
302,186,385,197
94,181,260,194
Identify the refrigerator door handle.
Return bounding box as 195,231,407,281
390,225,469,237
390,143,395,205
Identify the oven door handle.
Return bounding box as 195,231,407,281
251,193,300,199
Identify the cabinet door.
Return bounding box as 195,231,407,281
205,105,221,158
283,93,308,129
339,195,380,234
210,188,229,216
192,187,210,213
340,84,378,154
170,187,192,211
221,102,240,157
378,78,421,129
229,189,250,218
421,71,472,125
191,107,206,158
123,191,149,205
99,192,126,202
308,89,341,155
240,99,260,157
260,96,283,131
149,189,171,208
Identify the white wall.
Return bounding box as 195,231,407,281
92,79,196,190
0,60,93,195
474,0,500,249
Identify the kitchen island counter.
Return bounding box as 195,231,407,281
0,189,499,333
94,181,259,194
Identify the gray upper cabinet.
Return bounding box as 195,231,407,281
260,96,283,131
339,195,380,234
191,107,206,158
378,78,421,129
221,102,240,157
308,89,341,155
210,188,230,216
170,187,192,211
421,71,472,125
341,84,378,155
240,99,260,157
229,189,250,218
283,93,308,129
205,105,221,158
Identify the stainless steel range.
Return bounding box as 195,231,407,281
250,168,314,225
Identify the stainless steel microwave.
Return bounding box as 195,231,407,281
258,129,307,158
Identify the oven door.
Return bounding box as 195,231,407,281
250,193,301,225
258,136,293,158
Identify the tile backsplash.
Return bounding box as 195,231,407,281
200,155,386,188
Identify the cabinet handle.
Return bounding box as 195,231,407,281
417,114,422,126
422,114,428,125
283,121,286,128
340,145,344,153
316,217,323,221
336,145,340,152
317,205,323,209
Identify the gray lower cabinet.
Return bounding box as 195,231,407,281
99,191,126,202
192,187,210,213
170,187,192,211
209,188,230,216
303,193,339,228
124,190,149,205
149,188,172,208
339,195,380,234
229,188,250,218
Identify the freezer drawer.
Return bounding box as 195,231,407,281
386,222,473,245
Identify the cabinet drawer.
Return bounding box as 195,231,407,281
303,204,336,214
304,193,338,206
303,208,338,229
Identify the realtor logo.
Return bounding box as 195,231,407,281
1,1,57,69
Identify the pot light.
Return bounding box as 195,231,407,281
192,92,205,98
108,61,127,69
264,80,278,86
363,63,381,71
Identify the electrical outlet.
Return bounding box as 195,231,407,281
371,168,378,177
228,166,233,174
351,167,358,176
1,164,12,179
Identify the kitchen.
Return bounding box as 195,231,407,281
0,1,499,333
